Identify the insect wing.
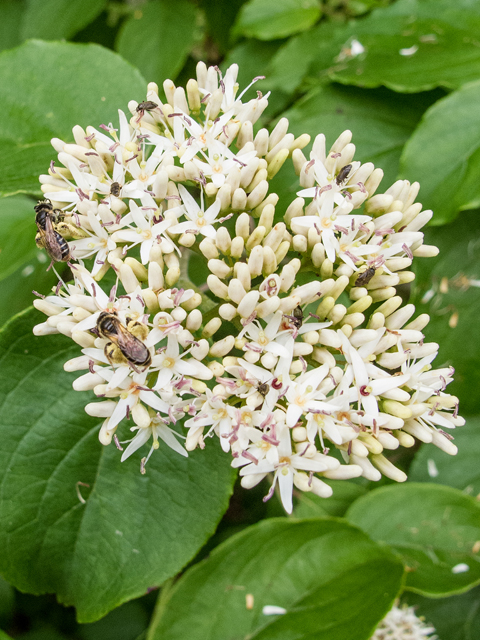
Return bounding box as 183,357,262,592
116,324,151,366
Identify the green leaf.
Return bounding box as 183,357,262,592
410,210,480,415
234,0,321,40
0,0,25,53
268,0,480,96
116,0,199,87
0,308,235,622
400,81,480,225
410,417,480,495
22,0,107,40
269,83,438,216
0,631,13,640
406,586,480,640
0,259,57,327
347,483,480,597
0,40,146,198
148,517,404,640
0,195,38,281
0,576,14,625
293,479,367,518
198,0,247,52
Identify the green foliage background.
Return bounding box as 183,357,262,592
0,0,479,638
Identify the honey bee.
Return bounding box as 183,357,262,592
34,200,71,263
336,163,352,185
136,101,158,114
96,311,152,369
355,266,376,287
110,182,121,197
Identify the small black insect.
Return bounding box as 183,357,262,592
110,182,121,197
136,101,158,113
257,383,270,397
355,266,376,287
291,305,304,329
336,164,352,185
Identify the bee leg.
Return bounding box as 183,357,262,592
35,232,45,249
127,320,149,341
104,342,129,366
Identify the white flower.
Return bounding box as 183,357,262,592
341,332,410,419
121,413,188,465
371,604,437,640
152,335,213,389
192,138,257,188
70,210,116,275
168,184,222,239
240,311,291,359
111,200,177,263
240,424,330,514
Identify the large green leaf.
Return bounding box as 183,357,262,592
293,479,367,518
0,258,57,327
116,0,199,87
268,0,480,95
270,83,438,215
0,195,37,281
0,308,235,622
347,484,480,597
0,0,25,53
234,0,321,40
410,210,480,415
0,631,13,640
400,81,480,225
22,0,107,40
410,417,480,495
0,40,146,198
148,518,404,640
406,586,480,640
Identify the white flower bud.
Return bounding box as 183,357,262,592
186,309,202,332
99,419,116,446
207,274,229,299
260,352,278,369
370,454,407,482
241,473,266,489
73,372,104,391
199,238,219,260
237,290,260,318
132,403,151,428
191,339,209,360
171,307,187,322
246,180,269,209
376,431,400,450
228,278,247,304
210,336,235,358
202,318,222,338
322,465,363,480
310,477,334,498
208,259,232,279
350,454,382,481
256,296,280,318
219,303,237,320
85,401,117,417
431,430,458,455
57,321,77,338
248,245,264,277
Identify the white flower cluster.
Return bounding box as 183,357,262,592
371,604,437,640
33,62,463,512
